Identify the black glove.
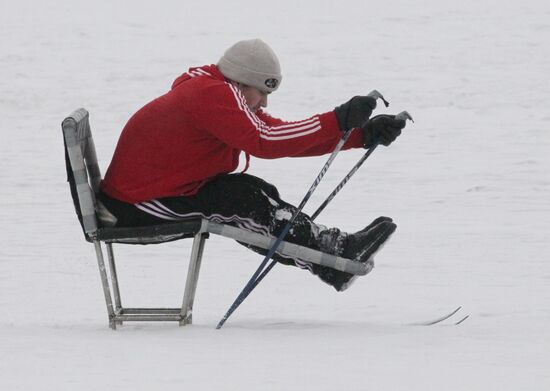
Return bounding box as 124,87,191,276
362,114,406,148
334,96,377,131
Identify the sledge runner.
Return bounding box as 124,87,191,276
99,38,407,291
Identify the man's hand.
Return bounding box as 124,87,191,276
334,96,377,131
362,114,407,148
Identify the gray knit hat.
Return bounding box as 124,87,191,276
218,39,282,93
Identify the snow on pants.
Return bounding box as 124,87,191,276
99,173,326,270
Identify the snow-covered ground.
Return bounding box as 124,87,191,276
1,0,549,389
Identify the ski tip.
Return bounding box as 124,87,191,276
408,306,465,326
454,315,470,325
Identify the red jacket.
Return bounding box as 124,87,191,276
101,64,364,203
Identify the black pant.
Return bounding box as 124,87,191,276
99,174,324,268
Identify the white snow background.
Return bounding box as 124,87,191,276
1,0,549,389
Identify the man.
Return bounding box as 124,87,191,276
99,38,407,291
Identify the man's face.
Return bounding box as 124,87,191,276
237,84,269,112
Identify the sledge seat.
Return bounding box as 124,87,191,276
62,108,370,329
95,220,204,244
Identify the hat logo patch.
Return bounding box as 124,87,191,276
265,78,278,89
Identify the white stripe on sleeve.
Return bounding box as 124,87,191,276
227,83,322,141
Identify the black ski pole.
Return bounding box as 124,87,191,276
216,129,353,329
216,91,389,329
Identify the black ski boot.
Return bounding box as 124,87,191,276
314,217,396,291
358,216,393,233
343,220,396,264
316,216,393,255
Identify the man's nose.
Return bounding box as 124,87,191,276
260,94,268,108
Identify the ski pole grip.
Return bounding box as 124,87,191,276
367,90,390,108
395,110,414,123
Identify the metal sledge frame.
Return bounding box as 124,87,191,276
62,108,369,329
92,231,208,328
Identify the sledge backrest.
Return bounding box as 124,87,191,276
62,108,101,239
